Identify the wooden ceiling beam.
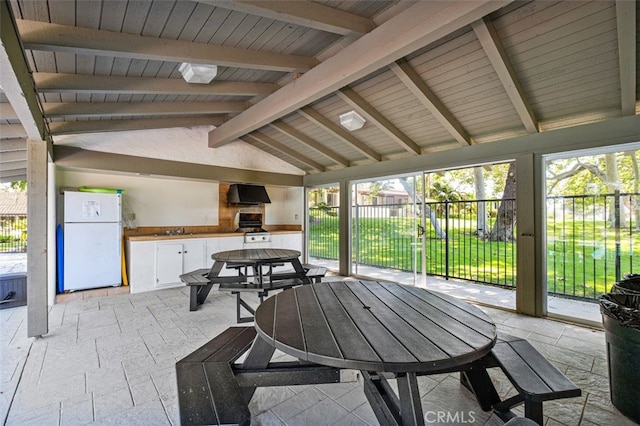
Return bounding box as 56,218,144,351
337,87,421,155
17,19,317,73
298,106,381,162
202,0,374,36
472,17,538,133
616,0,636,116
390,59,472,147
244,132,325,172
0,2,46,141
270,121,349,167
33,73,278,96
44,102,248,118
208,0,509,146
48,116,224,136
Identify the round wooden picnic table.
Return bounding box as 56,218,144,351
253,280,497,426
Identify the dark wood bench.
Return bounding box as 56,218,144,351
182,265,326,322
303,265,327,283
176,326,257,426
219,278,308,323
218,265,326,323
466,333,581,424
176,326,345,425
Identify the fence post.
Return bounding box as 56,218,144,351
615,190,621,282
445,200,450,280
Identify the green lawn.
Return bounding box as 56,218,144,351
309,213,640,300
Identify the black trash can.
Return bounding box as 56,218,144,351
613,274,640,296
599,293,640,424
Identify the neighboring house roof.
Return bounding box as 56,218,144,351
0,192,27,215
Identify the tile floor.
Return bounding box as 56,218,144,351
1,281,638,425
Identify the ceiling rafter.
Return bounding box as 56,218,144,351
48,116,224,136
208,0,510,147
33,73,278,96
202,0,375,36
472,17,538,133
243,132,325,172
298,106,381,162
43,102,248,118
269,121,349,167
17,20,317,73
337,87,421,155
616,0,636,116
390,59,472,146
0,2,46,140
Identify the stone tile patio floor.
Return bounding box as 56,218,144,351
1,281,637,425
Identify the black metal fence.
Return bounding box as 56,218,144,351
0,215,27,253
309,192,640,301
309,198,517,287
546,192,639,298
423,199,516,287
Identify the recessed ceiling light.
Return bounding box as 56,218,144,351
178,63,218,84
339,110,366,131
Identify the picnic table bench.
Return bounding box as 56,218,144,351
179,248,326,321
462,333,581,424
176,326,343,426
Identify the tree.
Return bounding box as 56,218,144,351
398,177,446,239
487,162,516,241
546,152,638,229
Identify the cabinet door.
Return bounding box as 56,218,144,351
271,234,303,252
183,240,205,273
156,243,184,287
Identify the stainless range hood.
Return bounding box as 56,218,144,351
227,184,271,205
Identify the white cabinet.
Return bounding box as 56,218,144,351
127,234,301,294
127,235,243,294
270,233,303,252
155,240,206,288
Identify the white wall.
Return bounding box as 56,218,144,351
56,169,220,227
56,168,305,228
264,186,304,225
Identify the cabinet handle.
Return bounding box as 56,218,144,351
184,250,188,253
178,251,182,254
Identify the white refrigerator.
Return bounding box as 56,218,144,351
63,191,122,291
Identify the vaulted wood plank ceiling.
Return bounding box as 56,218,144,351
0,0,637,183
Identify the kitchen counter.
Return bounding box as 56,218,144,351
125,230,303,294
126,230,301,242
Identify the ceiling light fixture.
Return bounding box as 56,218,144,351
178,63,218,84
339,110,366,131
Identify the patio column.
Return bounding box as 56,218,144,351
27,138,49,337
338,179,352,276
516,153,546,316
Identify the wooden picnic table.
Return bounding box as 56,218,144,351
181,248,319,320
250,280,497,425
